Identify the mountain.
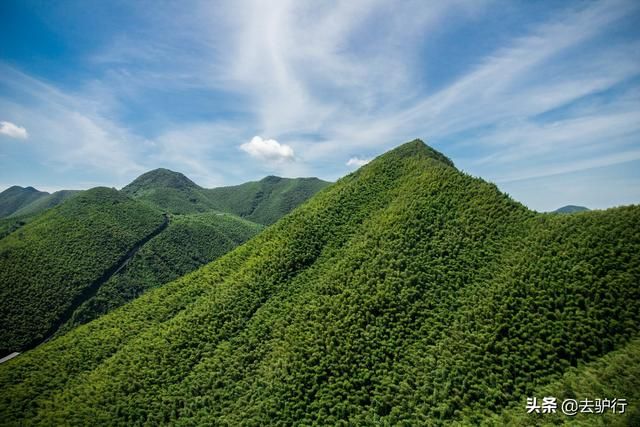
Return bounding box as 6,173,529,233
9,190,81,217
1,140,638,425
0,190,81,240
121,168,215,214
123,168,199,193
0,188,264,354
0,185,48,218
0,187,165,356
122,167,330,224
55,211,263,336
205,175,330,225
554,205,589,214
0,169,320,350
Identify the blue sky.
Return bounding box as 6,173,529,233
1,0,639,211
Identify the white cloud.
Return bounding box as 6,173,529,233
346,157,371,167
240,136,294,162
0,121,28,139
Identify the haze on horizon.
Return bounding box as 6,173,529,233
1,0,639,211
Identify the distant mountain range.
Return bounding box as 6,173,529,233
0,186,49,217
0,171,328,356
2,172,592,222
1,140,638,425
1,170,329,224
122,168,329,225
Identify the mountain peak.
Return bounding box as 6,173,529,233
2,185,45,195
0,185,49,218
379,139,455,168
122,168,200,195
553,205,589,214
261,175,283,184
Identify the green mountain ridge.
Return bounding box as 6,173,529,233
121,168,215,215
55,211,264,336
122,168,199,194
0,170,321,354
121,168,330,224
0,186,49,218
0,187,165,356
1,169,329,226
10,190,81,217
204,175,330,225
1,139,637,425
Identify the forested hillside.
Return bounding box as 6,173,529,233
56,211,263,335
0,140,637,426
0,186,48,218
474,337,640,426
121,167,329,224
121,168,216,214
205,175,330,225
0,168,316,350
10,190,80,217
0,215,32,240
0,188,165,355
0,190,80,240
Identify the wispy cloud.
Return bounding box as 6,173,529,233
207,0,489,146
198,0,640,182
0,0,639,209
0,64,145,178
0,121,28,139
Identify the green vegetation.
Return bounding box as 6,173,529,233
122,167,330,224
474,337,640,426
0,188,164,355
554,205,590,214
0,167,309,351
0,189,80,238
10,190,81,217
57,211,263,335
0,140,637,425
0,191,81,241
0,215,32,239
0,185,48,218
205,175,330,225
121,168,216,214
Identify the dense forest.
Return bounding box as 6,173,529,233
0,170,326,352
1,140,637,425
56,211,263,335
122,168,329,224
476,337,640,426
0,187,165,356
0,215,32,240
204,175,330,225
